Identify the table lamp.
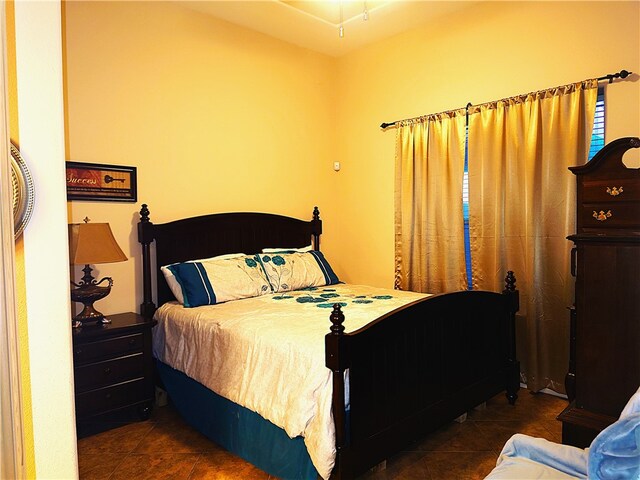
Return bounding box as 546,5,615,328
69,219,127,328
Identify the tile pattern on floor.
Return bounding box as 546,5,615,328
77,389,566,480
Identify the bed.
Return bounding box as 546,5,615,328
137,204,520,480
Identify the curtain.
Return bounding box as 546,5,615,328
467,79,598,393
394,111,467,293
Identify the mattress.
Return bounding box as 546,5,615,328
152,283,427,479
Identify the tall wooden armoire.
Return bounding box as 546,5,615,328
558,136,640,448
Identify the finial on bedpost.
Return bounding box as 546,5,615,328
138,203,154,244
329,304,345,335
503,272,518,312
504,271,516,292
138,203,156,318
311,206,322,251
140,203,150,223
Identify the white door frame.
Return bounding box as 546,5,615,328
14,1,78,478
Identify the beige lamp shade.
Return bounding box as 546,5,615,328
69,223,127,265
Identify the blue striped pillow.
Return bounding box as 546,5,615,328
167,254,271,308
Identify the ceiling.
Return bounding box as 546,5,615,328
180,1,477,57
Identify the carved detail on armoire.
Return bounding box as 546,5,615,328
557,137,640,448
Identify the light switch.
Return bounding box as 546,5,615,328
334,161,341,172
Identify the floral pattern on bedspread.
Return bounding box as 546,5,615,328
152,283,428,480
271,286,398,309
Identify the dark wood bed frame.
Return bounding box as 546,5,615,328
138,204,520,480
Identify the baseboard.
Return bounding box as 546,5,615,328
539,388,568,399
519,383,568,400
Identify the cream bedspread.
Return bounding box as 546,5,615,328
152,283,427,479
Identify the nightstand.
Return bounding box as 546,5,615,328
72,312,157,428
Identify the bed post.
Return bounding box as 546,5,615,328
503,271,520,405
311,206,322,250
137,204,156,318
325,303,349,478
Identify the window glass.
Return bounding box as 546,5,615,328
588,87,605,160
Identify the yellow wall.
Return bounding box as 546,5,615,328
5,0,36,476
333,0,640,287
64,1,639,312
64,1,338,315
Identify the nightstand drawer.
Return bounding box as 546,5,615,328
75,378,147,418
74,333,143,364
74,352,145,392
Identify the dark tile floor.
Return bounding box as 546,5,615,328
77,389,566,480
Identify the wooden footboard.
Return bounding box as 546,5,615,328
326,273,519,479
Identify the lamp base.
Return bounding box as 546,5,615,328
71,275,113,328
72,317,112,328
71,303,113,328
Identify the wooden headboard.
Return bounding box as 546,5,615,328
137,204,322,317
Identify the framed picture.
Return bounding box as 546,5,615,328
66,161,137,202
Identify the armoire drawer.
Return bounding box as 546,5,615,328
582,178,639,203
580,203,640,229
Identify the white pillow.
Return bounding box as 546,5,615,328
257,251,339,293
161,253,245,304
262,245,313,253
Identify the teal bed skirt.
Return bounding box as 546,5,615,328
156,360,319,480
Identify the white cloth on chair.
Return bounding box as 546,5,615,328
486,434,587,479
485,386,640,480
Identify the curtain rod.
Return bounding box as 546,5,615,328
379,69,632,129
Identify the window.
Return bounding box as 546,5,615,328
463,126,472,290
588,87,605,160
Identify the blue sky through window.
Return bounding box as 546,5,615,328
463,126,472,290
588,87,605,160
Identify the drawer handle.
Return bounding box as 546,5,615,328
103,367,111,376
129,339,136,345
75,349,82,356
593,210,612,221
606,186,623,196
105,393,112,400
